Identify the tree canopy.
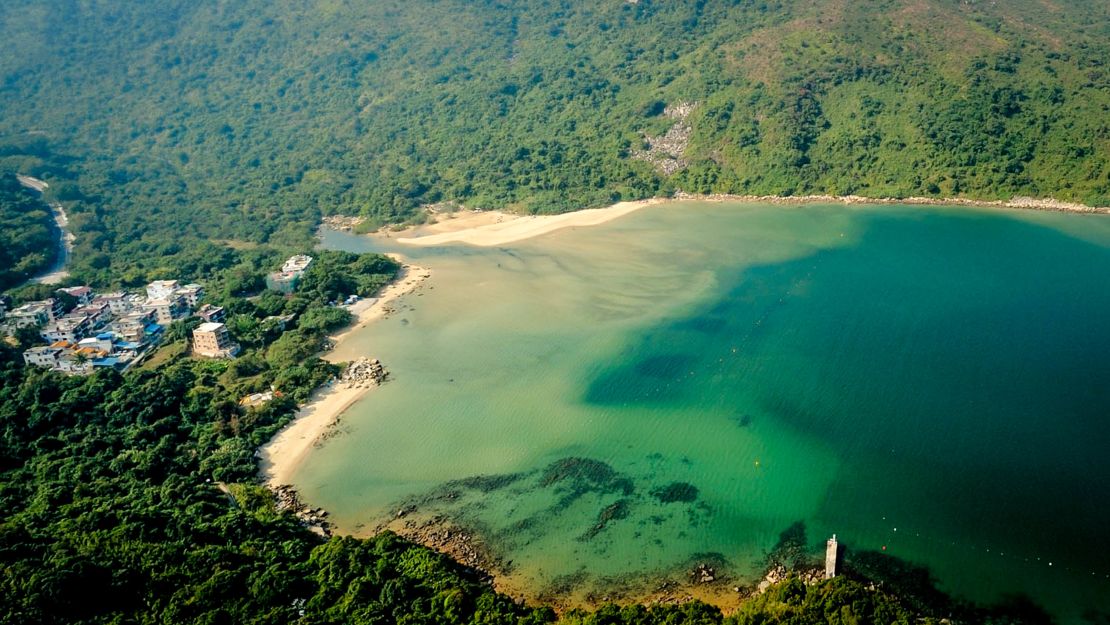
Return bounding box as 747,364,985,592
1,0,1108,280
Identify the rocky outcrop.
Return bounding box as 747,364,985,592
691,562,717,584
272,484,332,537
633,102,697,176
340,357,388,388
754,563,824,594
320,215,365,232
390,513,504,579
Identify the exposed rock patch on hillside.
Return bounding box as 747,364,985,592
633,102,697,175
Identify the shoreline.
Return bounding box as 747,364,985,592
385,192,1107,248
257,257,431,489
379,511,818,614
669,191,1110,214
285,192,1106,611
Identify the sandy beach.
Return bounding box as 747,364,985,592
258,382,369,487
327,259,433,350
258,256,431,488
395,199,668,247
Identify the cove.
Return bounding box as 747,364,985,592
308,202,1110,623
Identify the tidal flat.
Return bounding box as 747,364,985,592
305,202,1110,622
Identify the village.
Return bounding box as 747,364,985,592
1,254,317,376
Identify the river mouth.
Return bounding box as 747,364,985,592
310,202,1110,623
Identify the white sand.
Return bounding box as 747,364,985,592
327,260,432,348
258,256,431,487
258,382,369,487
395,199,666,247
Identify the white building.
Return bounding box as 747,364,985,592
281,255,314,274
112,310,157,344
69,303,111,330
58,286,95,305
144,297,186,325
23,346,65,368
177,283,205,308
8,299,62,327
146,280,181,301
93,292,141,315
266,255,314,294
41,316,90,344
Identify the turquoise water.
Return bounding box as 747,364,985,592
310,203,1110,621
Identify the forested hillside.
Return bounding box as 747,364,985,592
1,0,1108,276
0,173,56,290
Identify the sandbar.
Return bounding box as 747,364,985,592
395,199,667,247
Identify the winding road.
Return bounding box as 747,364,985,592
16,174,74,285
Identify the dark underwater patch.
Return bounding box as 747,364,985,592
580,498,633,541
733,413,753,427
632,354,698,380
651,482,699,503
445,472,526,493
765,520,813,571
540,457,634,495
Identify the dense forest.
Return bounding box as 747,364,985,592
0,173,57,291
0,0,1109,280
0,250,1046,625
0,1,1106,622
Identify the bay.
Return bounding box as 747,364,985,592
308,202,1110,622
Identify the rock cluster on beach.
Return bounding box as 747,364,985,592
272,484,332,537
390,513,502,578
691,562,717,584
340,357,388,388
754,563,824,594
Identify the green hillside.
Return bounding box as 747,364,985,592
0,174,57,290
0,0,1108,279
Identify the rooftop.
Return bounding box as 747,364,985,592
195,322,225,333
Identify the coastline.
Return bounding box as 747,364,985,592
282,193,1106,612
257,256,431,489
669,191,1110,214
387,192,1107,248
379,511,811,614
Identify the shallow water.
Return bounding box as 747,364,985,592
309,202,1110,622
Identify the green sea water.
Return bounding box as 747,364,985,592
311,202,1110,622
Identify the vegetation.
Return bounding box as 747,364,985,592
0,0,1108,282
0,346,945,625
0,250,999,624
0,2,1102,623
0,173,57,290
